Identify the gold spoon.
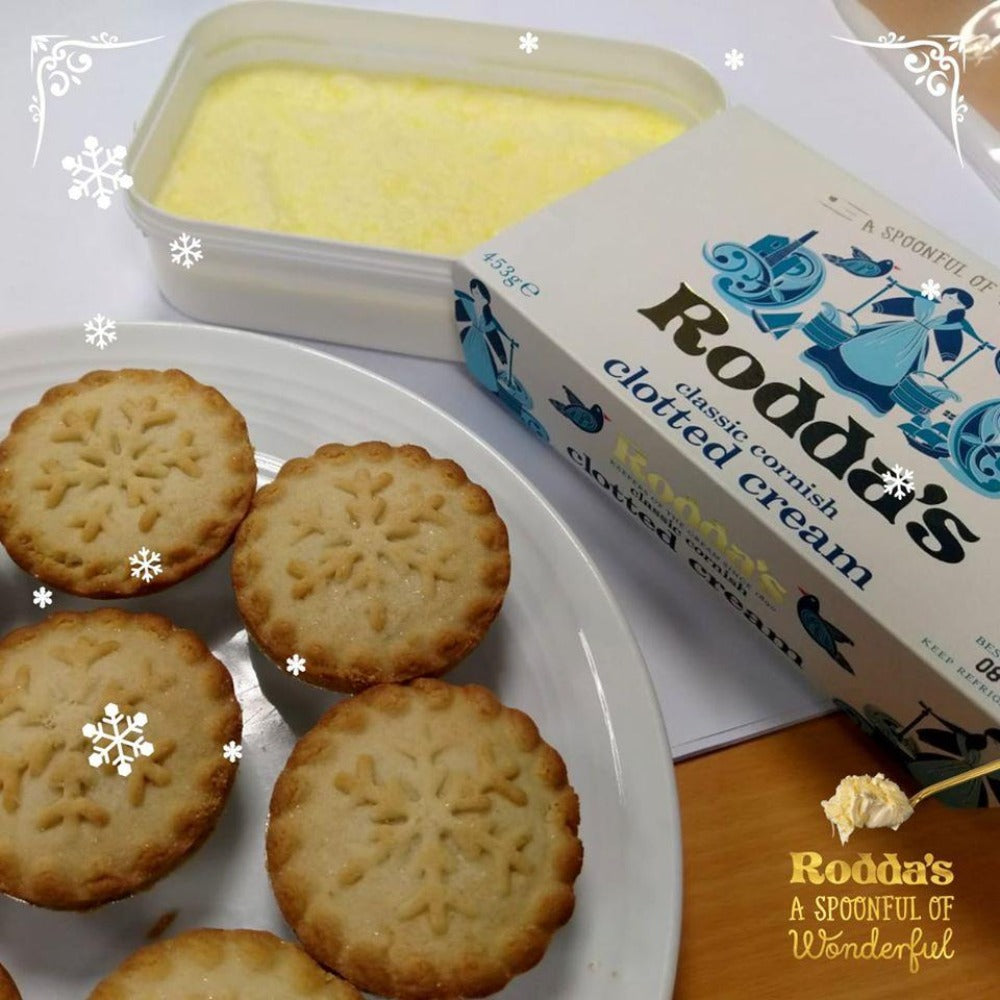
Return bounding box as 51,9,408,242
908,758,1000,807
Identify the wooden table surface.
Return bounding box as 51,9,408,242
673,714,997,999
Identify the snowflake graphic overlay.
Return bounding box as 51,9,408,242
920,279,942,300
518,32,539,54
285,654,307,677
83,313,116,349
128,546,162,583
222,741,242,763
32,586,53,609
724,48,745,71
62,136,132,209
83,702,155,777
30,33,162,166
882,464,916,499
169,232,203,269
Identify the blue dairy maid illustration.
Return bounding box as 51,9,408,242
454,279,549,443
802,283,981,417
704,228,1000,498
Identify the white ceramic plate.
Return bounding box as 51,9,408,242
0,322,681,999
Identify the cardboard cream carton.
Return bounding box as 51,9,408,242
454,107,1000,806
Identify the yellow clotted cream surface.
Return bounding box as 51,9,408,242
154,64,686,255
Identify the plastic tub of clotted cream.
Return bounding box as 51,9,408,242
125,1,725,359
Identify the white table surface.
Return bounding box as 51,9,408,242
2,0,999,759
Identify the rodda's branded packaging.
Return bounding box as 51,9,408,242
454,107,1000,805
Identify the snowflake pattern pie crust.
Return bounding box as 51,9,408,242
232,442,511,692
0,609,241,909
0,368,257,597
266,679,582,1000
88,928,362,1000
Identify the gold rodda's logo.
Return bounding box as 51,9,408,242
788,852,956,974
611,432,788,604
790,851,953,886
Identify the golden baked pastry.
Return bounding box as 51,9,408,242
267,679,582,999
0,610,241,909
0,962,20,1000
232,442,510,691
88,928,361,999
0,368,257,597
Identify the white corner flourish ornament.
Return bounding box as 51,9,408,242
834,32,970,166
29,32,163,167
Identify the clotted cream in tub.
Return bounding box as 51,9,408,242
125,1,724,357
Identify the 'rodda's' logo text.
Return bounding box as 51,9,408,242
790,851,954,886
638,283,979,565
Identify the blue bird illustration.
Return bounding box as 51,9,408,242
796,589,854,673
549,386,609,433
822,246,894,279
